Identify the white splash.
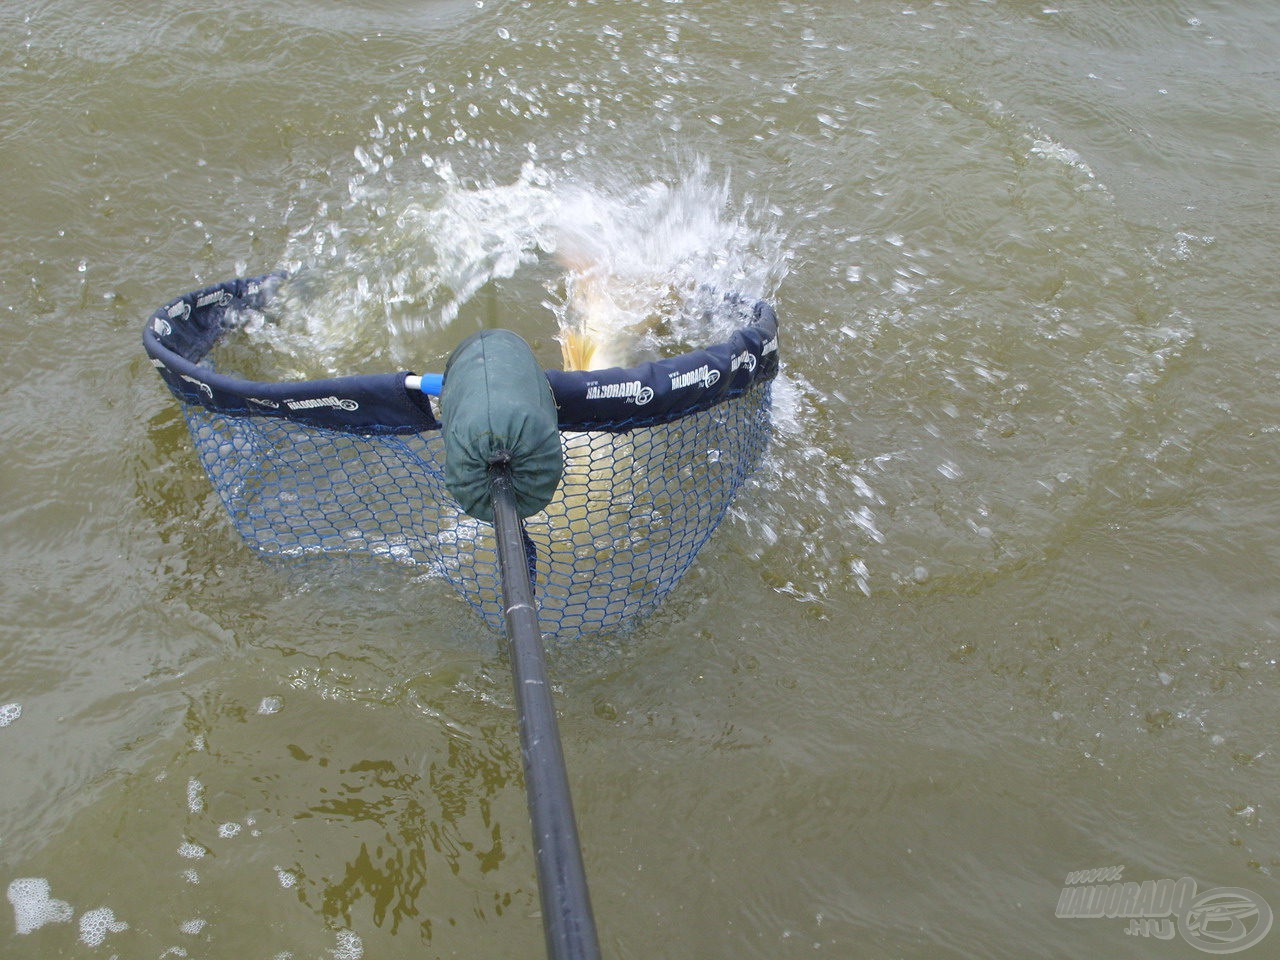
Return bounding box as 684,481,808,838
7,877,73,935
1028,137,1095,180
265,158,786,376
549,161,778,369
258,696,284,715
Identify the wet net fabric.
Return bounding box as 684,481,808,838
182,384,772,638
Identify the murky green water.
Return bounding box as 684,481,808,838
3,1,1279,957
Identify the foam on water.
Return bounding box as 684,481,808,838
330,929,364,959
78,906,128,947
6,877,73,935
0,702,21,726
177,840,206,860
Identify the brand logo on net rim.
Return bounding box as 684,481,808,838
584,380,654,405
283,396,360,412
668,365,721,391
179,374,213,399
1056,866,1273,954
195,290,233,309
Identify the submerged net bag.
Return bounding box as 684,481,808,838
144,273,779,639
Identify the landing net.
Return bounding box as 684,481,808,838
144,273,779,639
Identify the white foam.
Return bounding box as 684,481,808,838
258,696,283,715
1028,137,1095,179
177,841,206,860
330,929,364,959
186,778,204,813
218,822,241,839
0,703,21,727
7,877,73,935
275,866,298,889
79,906,128,946
179,918,206,935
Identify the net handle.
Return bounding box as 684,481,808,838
489,463,602,960
404,373,443,396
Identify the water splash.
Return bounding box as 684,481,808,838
246,158,787,378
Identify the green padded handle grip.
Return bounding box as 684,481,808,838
441,329,564,524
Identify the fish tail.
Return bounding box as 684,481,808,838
560,328,599,371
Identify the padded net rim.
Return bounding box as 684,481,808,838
143,272,779,435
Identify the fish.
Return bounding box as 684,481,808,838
554,227,682,373
556,245,631,372
530,237,669,631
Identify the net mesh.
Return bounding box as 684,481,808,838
181,381,772,639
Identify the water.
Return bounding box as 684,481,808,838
3,1,1279,957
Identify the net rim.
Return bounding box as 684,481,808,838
143,271,779,434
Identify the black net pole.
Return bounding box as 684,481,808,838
489,464,602,960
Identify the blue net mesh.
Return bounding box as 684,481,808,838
148,274,777,639
181,385,772,638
